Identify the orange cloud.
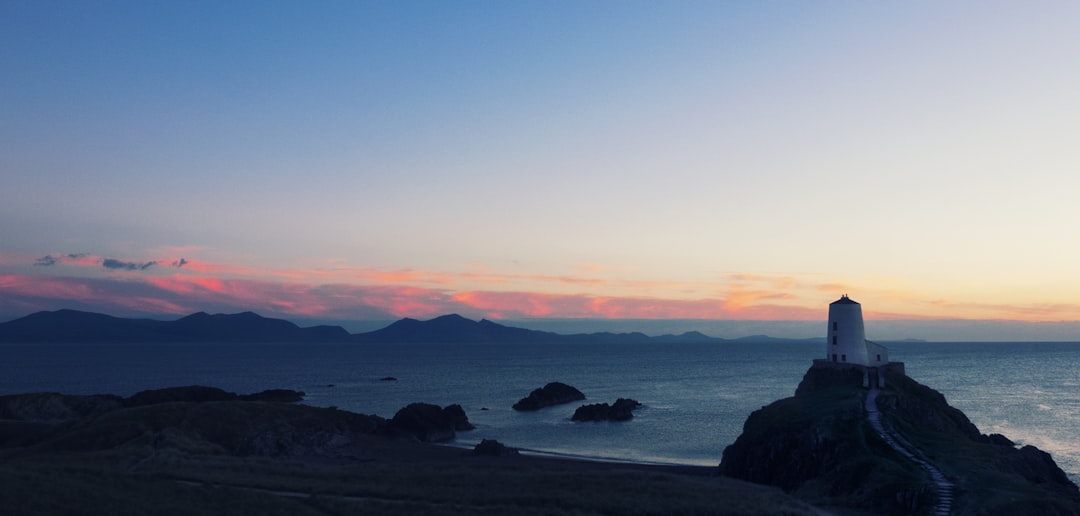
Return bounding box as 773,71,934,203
722,287,795,311
909,298,1080,322
450,289,820,320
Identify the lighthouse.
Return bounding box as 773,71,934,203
825,294,888,367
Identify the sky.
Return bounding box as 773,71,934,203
2,1,1080,340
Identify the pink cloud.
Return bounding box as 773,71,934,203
176,259,262,277
1,271,829,322
0,273,96,300
107,296,190,315
451,291,579,318
10,249,1080,324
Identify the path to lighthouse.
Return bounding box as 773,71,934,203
865,388,955,516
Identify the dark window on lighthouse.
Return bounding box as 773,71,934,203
832,321,837,330
832,336,837,345
841,354,847,362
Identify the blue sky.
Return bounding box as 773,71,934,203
3,1,1080,339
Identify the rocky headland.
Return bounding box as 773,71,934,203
0,385,479,457
720,363,1080,515
0,384,821,515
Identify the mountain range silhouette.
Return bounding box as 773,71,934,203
0,309,822,344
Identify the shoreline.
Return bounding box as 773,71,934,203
439,440,720,472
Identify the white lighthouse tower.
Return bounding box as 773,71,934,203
825,294,888,366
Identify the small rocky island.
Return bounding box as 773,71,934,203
572,398,642,422
0,385,476,455
512,381,585,411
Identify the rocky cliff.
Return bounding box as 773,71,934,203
721,364,1080,515
0,384,486,461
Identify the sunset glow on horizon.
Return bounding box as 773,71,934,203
3,2,1080,335
4,250,1079,326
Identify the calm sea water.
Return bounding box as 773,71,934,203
1,340,1077,483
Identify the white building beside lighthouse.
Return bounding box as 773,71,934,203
826,294,888,366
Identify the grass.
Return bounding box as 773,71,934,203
0,459,322,516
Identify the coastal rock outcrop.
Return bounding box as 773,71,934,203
0,387,345,456
473,438,519,457
388,402,475,442
124,386,305,406
512,382,585,411
238,388,306,403
124,386,237,406
721,364,1080,515
2,395,385,458
572,398,641,422
0,392,123,423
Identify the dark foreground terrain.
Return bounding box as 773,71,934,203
0,386,817,516
6,368,1077,515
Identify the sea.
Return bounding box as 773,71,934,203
1,340,1077,484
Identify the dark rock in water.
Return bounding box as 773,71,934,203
388,402,474,442
379,376,398,382
239,389,305,403
474,439,519,457
442,403,475,431
572,398,642,422
721,364,1080,515
512,382,585,411
124,386,237,407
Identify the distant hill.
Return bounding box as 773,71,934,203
354,314,562,343
0,309,818,344
0,309,350,343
